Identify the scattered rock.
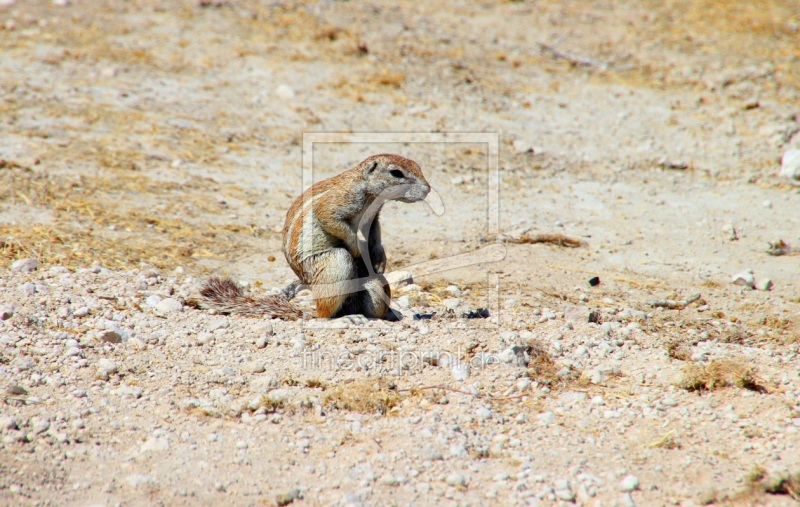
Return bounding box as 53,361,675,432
6,385,27,396
538,411,556,426
0,416,19,431
0,304,16,321
97,358,118,380
586,369,606,385
65,346,82,357
780,149,800,181
755,278,773,291
11,258,39,272
125,474,155,488
386,270,413,289
445,472,466,487
554,479,575,501
498,346,529,367
275,85,295,100
476,407,492,420
155,298,183,314
276,488,302,506
114,385,143,399
619,474,640,492
31,417,50,434
243,361,266,374
141,437,170,452
443,298,463,311
100,330,123,344
731,270,755,288
451,363,470,381
145,295,162,307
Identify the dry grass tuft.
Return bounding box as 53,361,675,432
743,466,800,502
324,380,402,415
525,339,560,384
0,163,271,270
679,359,769,393
646,430,681,450
370,70,406,89
666,340,692,361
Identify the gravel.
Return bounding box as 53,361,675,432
1,2,799,506
619,474,640,492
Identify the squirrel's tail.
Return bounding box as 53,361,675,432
198,276,301,320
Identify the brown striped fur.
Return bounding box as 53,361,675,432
283,154,429,319
199,154,430,320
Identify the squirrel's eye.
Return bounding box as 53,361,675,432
389,169,405,178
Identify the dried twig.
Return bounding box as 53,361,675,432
506,233,586,248
537,41,610,71
650,293,702,310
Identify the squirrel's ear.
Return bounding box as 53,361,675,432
363,160,379,176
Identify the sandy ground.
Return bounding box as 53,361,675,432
1,0,800,506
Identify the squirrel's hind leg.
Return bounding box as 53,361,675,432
307,250,356,319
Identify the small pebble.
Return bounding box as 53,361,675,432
476,407,492,420
275,85,295,100
155,298,183,314
755,278,773,291
731,270,755,288
0,304,16,321
11,258,39,273
538,411,556,426
5,385,27,396
780,149,800,181
619,474,640,492
451,363,470,381
100,330,123,344
243,361,266,374
445,472,466,487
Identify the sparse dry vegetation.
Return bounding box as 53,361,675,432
324,380,402,415
1,0,799,505
679,360,769,393
743,465,800,502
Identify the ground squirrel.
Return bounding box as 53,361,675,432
200,154,431,320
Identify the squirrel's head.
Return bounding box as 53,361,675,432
359,154,430,203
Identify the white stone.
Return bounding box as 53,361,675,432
155,298,182,314
275,85,295,99
780,149,800,181
445,472,466,487
243,361,266,374
125,474,155,487
11,258,39,272
538,411,556,426
731,270,755,288
97,358,118,375
476,407,492,420
141,437,170,452
755,278,773,291
619,474,640,492
451,363,470,381
145,295,162,307
386,271,413,289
